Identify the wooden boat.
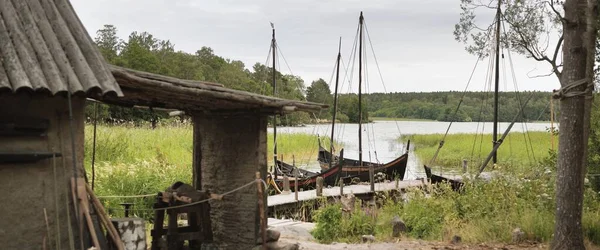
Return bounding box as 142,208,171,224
318,141,409,182
272,12,410,192
423,165,463,191
275,146,409,191
315,12,409,186
274,154,343,190
275,160,317,179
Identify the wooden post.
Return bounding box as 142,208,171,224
316,177,324,197
282,176,291,194
293,156,298,201
256,172,267,250
462,159,468,173
85,184,124,250
340,178,344,196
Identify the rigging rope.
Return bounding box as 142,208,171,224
336,26,360,146
364,21,404,137
502,20,537,164
428,54,483,167
471,41,496,165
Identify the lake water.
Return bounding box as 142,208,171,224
269,120,553,179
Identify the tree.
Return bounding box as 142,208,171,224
306,79,333,119
455,0,598,248
94,24,121,64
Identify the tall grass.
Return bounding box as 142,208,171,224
313,154,600,245
404,132,554,171
83,124,323,219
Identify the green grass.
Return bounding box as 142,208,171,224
313,158,600,245
83,124,324,219
403,132,555,172
311,131,600,246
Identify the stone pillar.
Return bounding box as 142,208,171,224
111,218,146,250
193,113,267,249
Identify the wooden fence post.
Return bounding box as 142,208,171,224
282,176,291,194
293,156,298,201
256,172,266,250
316,177,324,197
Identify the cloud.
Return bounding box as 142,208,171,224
71,0,560,93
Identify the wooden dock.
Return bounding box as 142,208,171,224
268,179,425,208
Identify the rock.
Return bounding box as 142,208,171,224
512,228,525,243
340,193,356,213
252,242,299,250
274,222,315,241
267,229,281,242
391,216,407,237
361,234,375,243
256,229,281,244
451,235,461,244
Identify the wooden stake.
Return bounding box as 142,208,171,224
282,176,290,194
256,172,267,250
43,208,51,250
293,156,298,201
316,177,324,197
73,178,100,249
85,183,124,250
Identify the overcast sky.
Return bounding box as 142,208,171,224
71,0,562,93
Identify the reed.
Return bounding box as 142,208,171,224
83,124,324,219
313,158,600,245
403,132,554,172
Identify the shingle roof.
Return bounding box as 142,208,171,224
0,0,122,96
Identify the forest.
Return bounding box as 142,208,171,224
90,25,553,125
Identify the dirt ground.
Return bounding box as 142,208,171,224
279,238,548,250
269,218,599,250
271,218,551,250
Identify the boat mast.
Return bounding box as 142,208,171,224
329,38,342,170
272,23,279,177
357,12,370,191
492,0,501,164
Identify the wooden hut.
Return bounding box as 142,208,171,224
103,67,326,250
0,0,122,249
0,0,326,249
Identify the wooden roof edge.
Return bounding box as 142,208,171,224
109,65,328,113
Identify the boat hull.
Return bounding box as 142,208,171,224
318,145,408,181
423,165,463,191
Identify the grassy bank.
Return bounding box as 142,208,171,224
83,124,323,218
312,151,600,246
403,132,554,171
312,131,599,246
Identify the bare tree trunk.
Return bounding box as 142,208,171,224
551,0,598,249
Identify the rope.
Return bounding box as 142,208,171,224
98,194,156,199
107,179,267,211
364,21,404,137
502,20,536,164
91,103,98,190
269,177,282,194
428,54,483,167
553,78,593,99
